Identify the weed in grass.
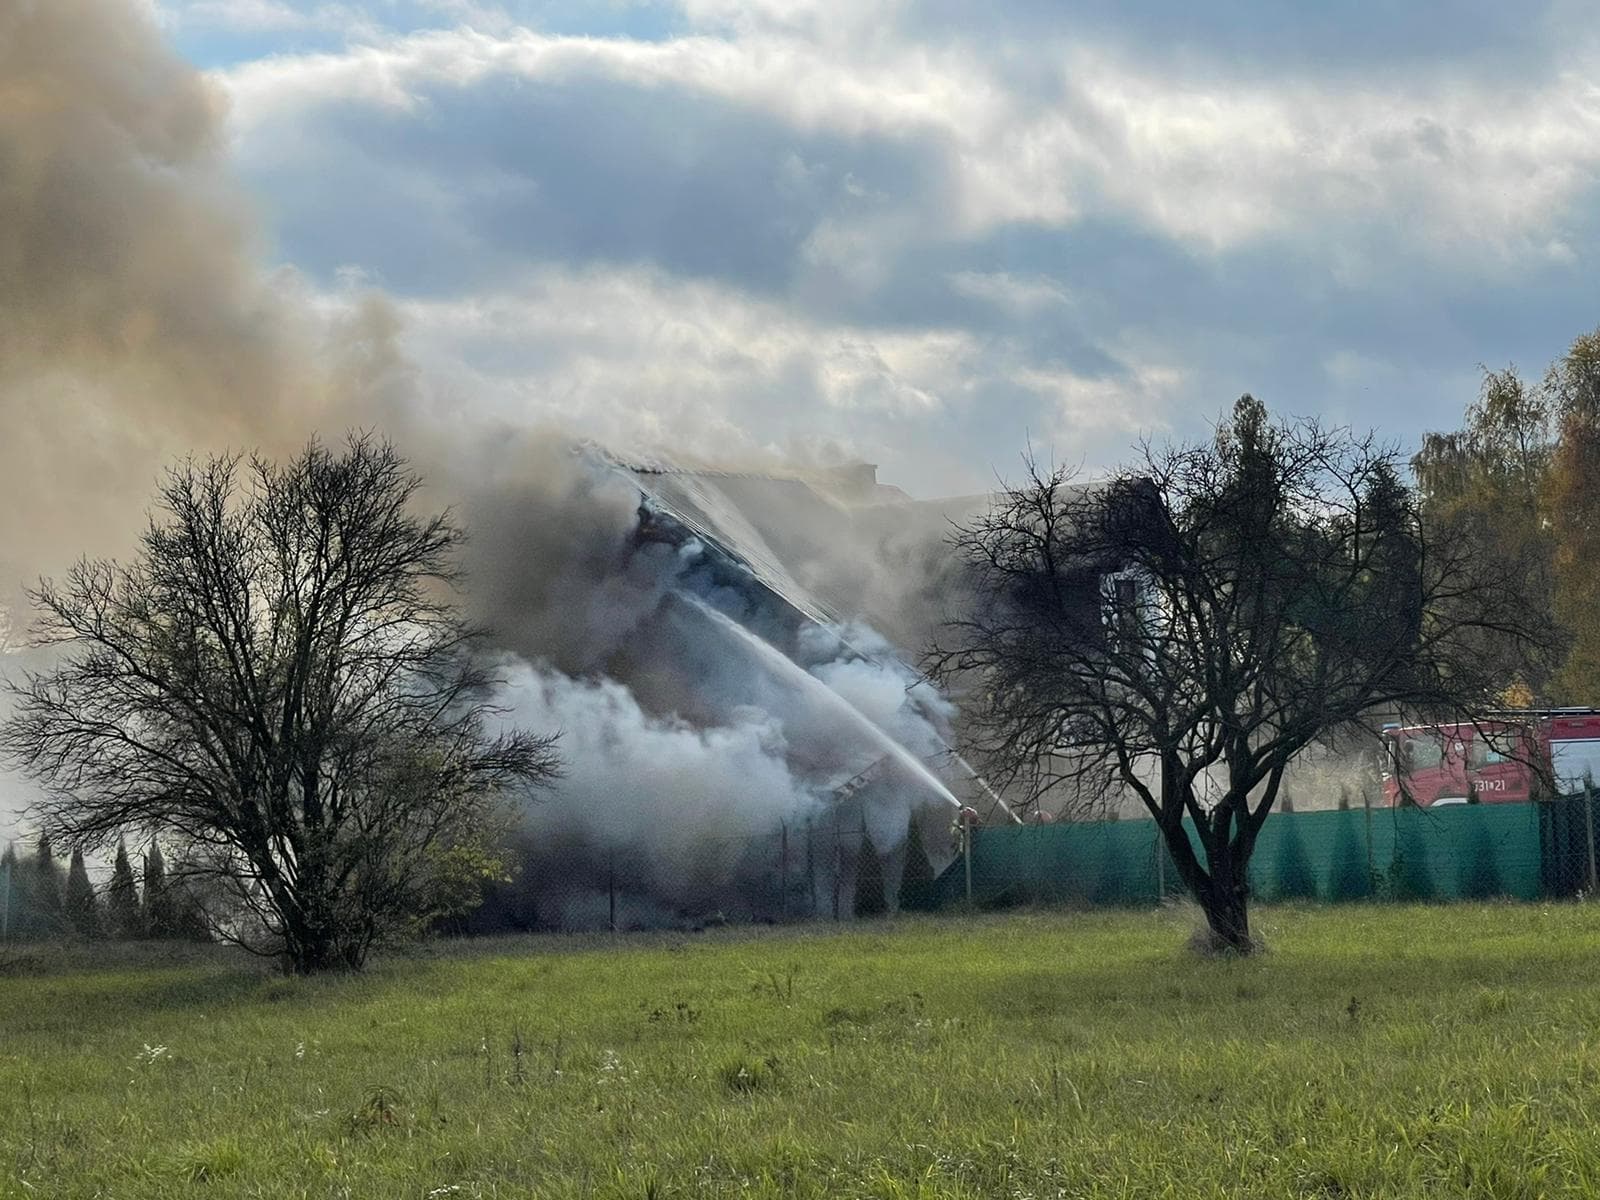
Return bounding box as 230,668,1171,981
720,1054,781,1094
344,1085,407,1137
644,1000,702,1026
603,1164,666,1199
541,1032,567,1079
311,1144,339,1172
1473,986,1512,1016
751,965,797,1003
821,991,925,1033
510,1027,527,1087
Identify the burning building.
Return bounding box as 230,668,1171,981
458,450,1004,932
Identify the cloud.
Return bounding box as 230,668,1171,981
217,20,1600,264
151,0,1600,497
947,272,1073,317
175,0,347,33
376,265,1188,494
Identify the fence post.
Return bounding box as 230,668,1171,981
806,817,816,916
963,818,973,907
0,858,8,943
1584,779,1598,895
1155,826,1165,901
608,850,617,934
1364,786,1375,885
832,809,842,921
780,821,790,921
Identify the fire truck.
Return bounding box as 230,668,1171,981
1380,710,1600,807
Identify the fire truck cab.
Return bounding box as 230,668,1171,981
1380,711,1600,808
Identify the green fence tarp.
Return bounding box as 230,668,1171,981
936,801,1565,909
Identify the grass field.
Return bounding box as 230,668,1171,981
6,902,1600,1198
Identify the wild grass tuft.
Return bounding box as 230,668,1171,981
719,1053,781,1094
175,1136,246,1183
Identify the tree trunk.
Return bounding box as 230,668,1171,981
286,925,338,974
282,900,356,974
1195,822,1258,954
1153,813,1260,955
1198,878,1254,954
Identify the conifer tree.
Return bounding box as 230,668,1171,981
0,843,17,941
142,843,178,939
32,834,65,937
107,840,143,939
853,823,888,919
897,815,936,913
64,847,102,939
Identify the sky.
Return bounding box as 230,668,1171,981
140,0,1600,497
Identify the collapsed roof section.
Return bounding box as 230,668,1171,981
587,448,1020,822
597,447,987,659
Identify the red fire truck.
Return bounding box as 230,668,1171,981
1380,710,1600,807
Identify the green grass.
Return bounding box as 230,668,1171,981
7,902,1600,1197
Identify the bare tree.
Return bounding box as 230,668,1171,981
930,398,1554,952
1,436,560,972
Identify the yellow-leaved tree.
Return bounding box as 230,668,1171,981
1549,329,1600,704
1413,366,1558,702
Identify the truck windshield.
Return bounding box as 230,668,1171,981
1552,739,1600,795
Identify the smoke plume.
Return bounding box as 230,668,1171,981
0,0,965,911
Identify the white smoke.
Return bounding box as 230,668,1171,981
797,620,956,761
496,664,818,887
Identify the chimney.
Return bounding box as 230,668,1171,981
820,463,878,497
